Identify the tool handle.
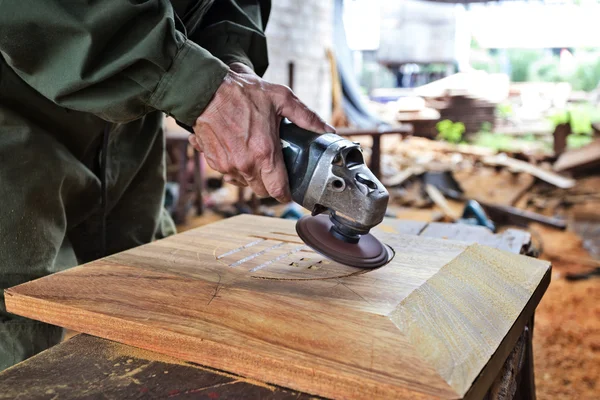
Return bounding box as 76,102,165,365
176,120,323,201
279,121,322,191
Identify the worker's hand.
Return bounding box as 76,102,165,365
188,62,334,203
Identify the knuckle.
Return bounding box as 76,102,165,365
269,186,286,200
256,148,272,161
274,84,293,99
241,172,258,183
234,158,254,174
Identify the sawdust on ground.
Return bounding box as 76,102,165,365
530,223,600,400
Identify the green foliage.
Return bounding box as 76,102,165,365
569,57,600,91
471,48,600,91
507,49,543,82
567,134,594,149
471,59,502,74
548,104,599,150
472,132,515,151
549,109,570,127
529,56,561,83
548,104,600,135
436,120,465,144
496,103,514,119
480,121,493,133
472,132,553,153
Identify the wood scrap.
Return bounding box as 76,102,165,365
425,183,459,221
481,203,567,230
453,169,535,206
553,138,600,174
326,48,348,128
483,153,575,189
381,166,424,187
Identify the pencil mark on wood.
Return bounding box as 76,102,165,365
207,273,223,306
249,235,304,244
339,281,371,304
269,231,299,237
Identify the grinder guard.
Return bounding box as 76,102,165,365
280,120,389,243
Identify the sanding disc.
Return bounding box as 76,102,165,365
296,215,392,268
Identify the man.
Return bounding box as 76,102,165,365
0,0,333,369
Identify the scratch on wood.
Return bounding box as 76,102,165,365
339,281,371,304
229,243,286,267
249,246,307,272
207,273,223,306
216,239,264,259
249,235,304,244
416,222,430,236
168,380,241,397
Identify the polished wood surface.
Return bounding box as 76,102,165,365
5,215,550,399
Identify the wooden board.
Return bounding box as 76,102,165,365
553,138,600,173
5,215,551,399
0,334,310,400
452,169,535,206
483,154,575,189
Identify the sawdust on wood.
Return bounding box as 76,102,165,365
71,336,277,392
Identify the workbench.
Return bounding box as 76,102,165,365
0,219,544,399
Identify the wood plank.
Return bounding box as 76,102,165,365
553,138,600,173
4,215,551,399
0,334,309,400
452,169,535,206
482,154,575,189
420,223,531,254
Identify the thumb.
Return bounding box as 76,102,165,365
275,87,335,134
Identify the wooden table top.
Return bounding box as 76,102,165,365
1,218,547,399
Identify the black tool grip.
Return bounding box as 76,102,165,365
175,120,320,195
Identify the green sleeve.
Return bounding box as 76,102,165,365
189,0,271,76
0,0,229,126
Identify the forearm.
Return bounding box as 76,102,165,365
0,0,228,125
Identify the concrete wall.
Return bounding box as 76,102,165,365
263,0,333,122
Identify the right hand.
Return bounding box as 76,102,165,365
188,63,334,203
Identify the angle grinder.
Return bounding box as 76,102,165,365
280,121,391,268
177,120,392,268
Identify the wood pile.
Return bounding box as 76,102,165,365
427,95,496,136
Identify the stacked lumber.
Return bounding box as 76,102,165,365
431,95,496,136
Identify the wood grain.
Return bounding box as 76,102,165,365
5,215,550,399
0,334,310,400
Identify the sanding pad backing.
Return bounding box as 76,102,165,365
295,215,393,269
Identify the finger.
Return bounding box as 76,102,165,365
240,171,270,199
223,174,248,187
188,134,202,152
274,87,335,134
259,152,292,203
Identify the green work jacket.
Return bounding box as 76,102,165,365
0,0,270,129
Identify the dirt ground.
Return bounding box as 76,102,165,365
529,223,600,400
